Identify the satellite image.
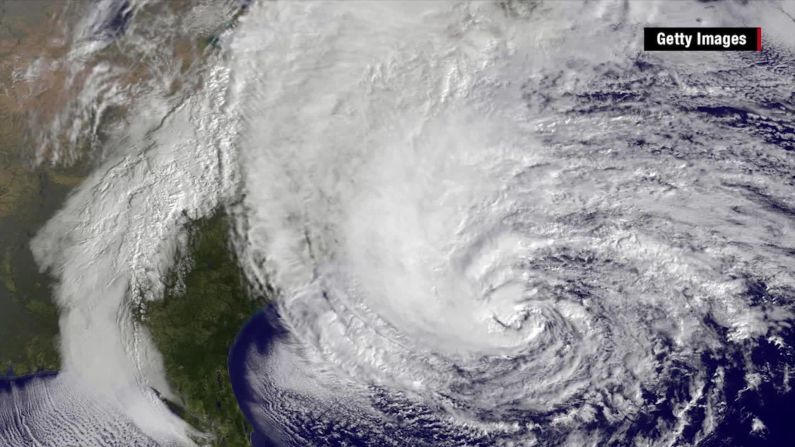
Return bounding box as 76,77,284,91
0,0,794,446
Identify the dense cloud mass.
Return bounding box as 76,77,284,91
2,0,794,446
230,1,795,446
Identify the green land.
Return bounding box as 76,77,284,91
0,97,87,376
142,212,264,447
0,164,84,376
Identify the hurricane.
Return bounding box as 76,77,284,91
1,0,794,446
229,1,795,446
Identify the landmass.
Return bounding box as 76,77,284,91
0,0,87,376
1,3,258,445
141,212,264,446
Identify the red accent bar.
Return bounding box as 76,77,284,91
757,27,762,51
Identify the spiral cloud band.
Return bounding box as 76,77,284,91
230,1,795,446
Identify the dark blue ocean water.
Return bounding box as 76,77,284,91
229,308,284,447
0,371,58,393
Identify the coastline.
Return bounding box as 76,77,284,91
142,211,266,446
